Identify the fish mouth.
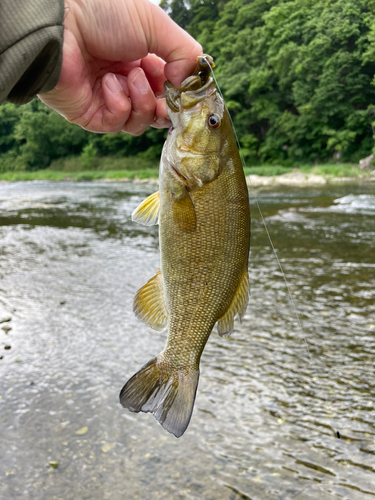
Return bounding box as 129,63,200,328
165,55,215,112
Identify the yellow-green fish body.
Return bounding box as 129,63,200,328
120,56,250,437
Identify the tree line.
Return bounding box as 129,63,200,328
0,99,165,171
1,0,375,171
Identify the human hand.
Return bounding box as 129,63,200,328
39,0,202,135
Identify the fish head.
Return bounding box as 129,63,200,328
164,56,229,189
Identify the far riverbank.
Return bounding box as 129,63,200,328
246,170,375,187
0,162,374,186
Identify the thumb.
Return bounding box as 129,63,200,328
146,3,202,87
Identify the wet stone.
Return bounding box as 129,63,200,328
4,345,11,350
75,427,88,435
101,443,115,453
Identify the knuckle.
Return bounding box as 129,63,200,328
117,102,131,116
102,116,124,134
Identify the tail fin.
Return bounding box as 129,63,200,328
119,356,199,438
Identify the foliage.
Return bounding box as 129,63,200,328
163,0,375,164
81,143,98,169
1,0,375,170
48,155,159,172
0,99,165,172
0,103,22,155
0,162,368,183
0,167,159,182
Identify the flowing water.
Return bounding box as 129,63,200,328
0,180,374,500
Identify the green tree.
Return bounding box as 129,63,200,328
13,100,89,169
160,0,191,28
183,0,375,163
0,102,23,155
2,0,375,171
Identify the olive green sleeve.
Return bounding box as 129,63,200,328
0,0,64,105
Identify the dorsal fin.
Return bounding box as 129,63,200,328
132,191,160,226
217,269,250,336
133,269,168,331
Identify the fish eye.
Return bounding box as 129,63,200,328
207,113,221,129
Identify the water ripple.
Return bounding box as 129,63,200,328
0,181,374,499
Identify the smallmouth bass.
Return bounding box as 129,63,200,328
120,55,251,438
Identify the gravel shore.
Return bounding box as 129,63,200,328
245,171,375,187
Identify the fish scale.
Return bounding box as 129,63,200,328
160,164,249,364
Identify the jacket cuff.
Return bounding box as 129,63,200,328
0,0,64,105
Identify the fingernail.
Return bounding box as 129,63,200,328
132,70,150,94
106,73,122,93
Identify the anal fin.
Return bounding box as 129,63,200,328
132,191,160,226
133,269,168,331
217,269,250,337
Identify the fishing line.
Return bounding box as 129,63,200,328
201,56,347,436
203,55,312,360
205,59,348,428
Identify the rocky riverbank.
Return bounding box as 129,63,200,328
245,170,375,187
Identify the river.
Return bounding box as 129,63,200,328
0,180,374,499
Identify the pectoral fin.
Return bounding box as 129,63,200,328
217,269,250,337
132,191,160,226
133,270,168,331
172,191,196,232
